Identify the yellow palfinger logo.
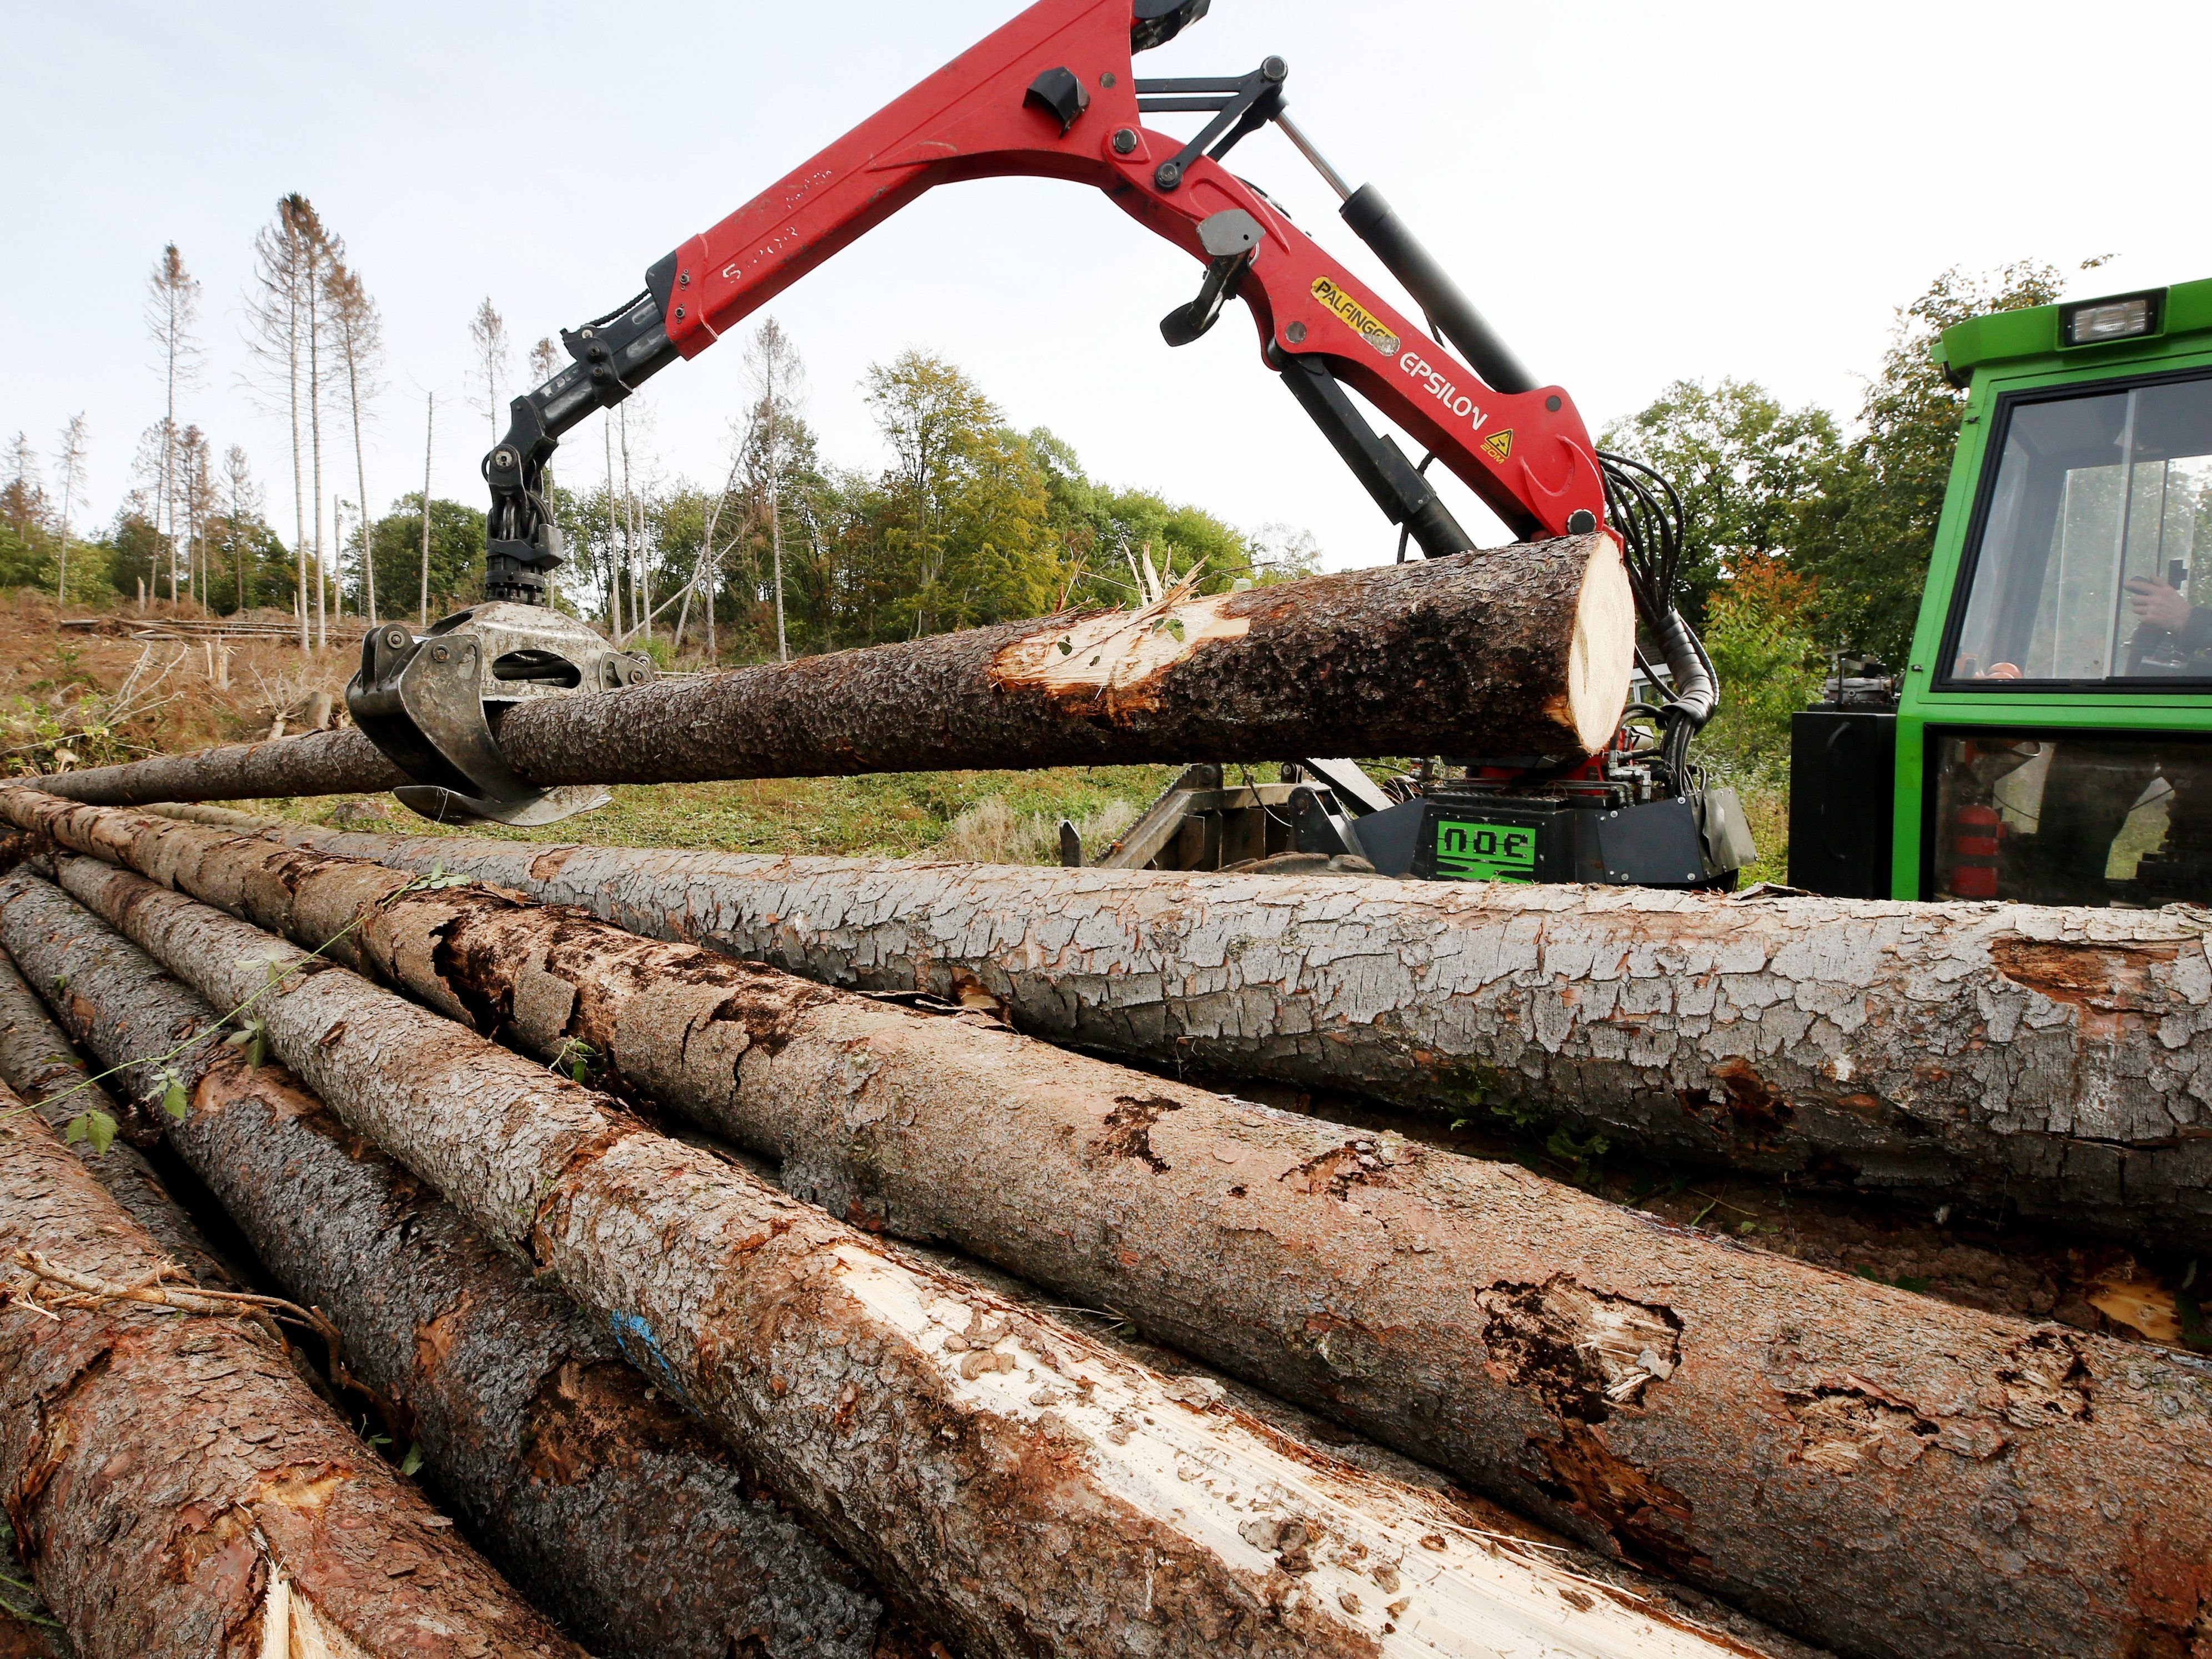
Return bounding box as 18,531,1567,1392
1311,276,1400,356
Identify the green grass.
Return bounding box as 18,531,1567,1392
251,764,1183,860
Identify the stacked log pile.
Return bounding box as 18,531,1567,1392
0,843,1788,1659
1,539,2208,1657
3,788,2211,1659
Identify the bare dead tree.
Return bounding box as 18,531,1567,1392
419,393,434,626
52,415,88,607
143,245,204,604
243,203,310,649
285,197,341,650
743,318,807,663
468,299,509,443
326,263,384,620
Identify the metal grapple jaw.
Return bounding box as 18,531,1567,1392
345,602,655,826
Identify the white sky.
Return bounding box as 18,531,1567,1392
5,0,2208,572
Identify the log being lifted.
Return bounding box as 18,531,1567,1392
0,1080,586,1659
0,883,927,1659
16,799,2212,1659
158,802,2212,1253
31,537,1632,806
23,858,1762,1659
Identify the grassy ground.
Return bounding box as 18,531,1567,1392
253,765,1180,863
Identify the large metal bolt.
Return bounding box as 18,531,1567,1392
1112,128,1138,155
1262,55,1287,80
431,646,450,663
1155,160,1182,188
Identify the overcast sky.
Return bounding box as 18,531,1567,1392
6,0,2208,572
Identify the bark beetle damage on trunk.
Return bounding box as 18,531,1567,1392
33,537,1627,806
16,800,2212,1659
0,949,239,1288
35,857,1786,1659
150,803,2212,1254
0,872,935,1659
0,1081,586,1659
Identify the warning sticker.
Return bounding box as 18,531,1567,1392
1482,429,1515,463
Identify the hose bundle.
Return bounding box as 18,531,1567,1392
1598,451,1716,786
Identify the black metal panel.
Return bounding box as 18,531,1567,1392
1788,709,1897,898
1594,798,1707,886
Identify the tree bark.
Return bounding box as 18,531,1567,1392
34,536,1631,806
148,800,2212,1254
0,1079,585,1659
31,852,1779,1659
0,949,238,1289
0,873,931,1659
18,798,2212,1659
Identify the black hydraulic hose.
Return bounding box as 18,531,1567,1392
1339,184,1537,396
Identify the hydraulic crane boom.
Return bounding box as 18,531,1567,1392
477,0,1615,609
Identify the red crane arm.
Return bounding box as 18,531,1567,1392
656,0,1603,543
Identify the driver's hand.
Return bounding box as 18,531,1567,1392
2125,577,2193,632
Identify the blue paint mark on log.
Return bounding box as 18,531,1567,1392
607,1309,696,1410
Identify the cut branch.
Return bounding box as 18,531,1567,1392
0,1077,584,1659
14,797,2212,1659
0,874,929,1659
33,536,1631,805
19,856,1775,1659
148,798,2212,1253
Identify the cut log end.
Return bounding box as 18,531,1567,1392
1561,534,1636,756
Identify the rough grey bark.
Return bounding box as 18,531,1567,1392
37,852,1779,1659
0,1079,586,1659
17,798,2212,1659
0,872,931,1659
36,537,1627,806
147,801,2212,1252
0,949,238,1287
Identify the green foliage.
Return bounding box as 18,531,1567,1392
63,1108,118,1156
1607,260,2074,666
1791,260,2068,662
104,509,167,600
364,494,485,619
1697,556,1824,781
1600,378,1842,621
199,510,294,614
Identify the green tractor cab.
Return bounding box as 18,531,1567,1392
1791,279,2212,906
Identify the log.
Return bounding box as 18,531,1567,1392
0,948,240,1288
31,853,1764,1659
0,1080,587,1659
33,537,1631,806
0,878,931,1659
143,801,2212,1254
16,800,2212,1659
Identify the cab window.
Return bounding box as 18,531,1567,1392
1947,374,2212,684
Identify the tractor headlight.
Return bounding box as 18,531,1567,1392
2061,292,2160,346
